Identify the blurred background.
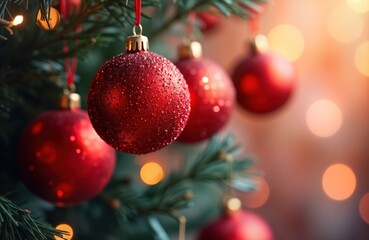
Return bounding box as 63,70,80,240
127,0,369,239
204,0,369,239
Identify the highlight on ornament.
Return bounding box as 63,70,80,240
305,99,342,138
55,223,74,240
140,162,164,185
322,163,356,201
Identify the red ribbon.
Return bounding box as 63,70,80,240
242,3,265,36
60,0,81,86
186,12,196,36
248,16,260,36
135,0,141,25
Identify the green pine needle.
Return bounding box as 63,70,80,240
103,135,255,226
0,195,67,240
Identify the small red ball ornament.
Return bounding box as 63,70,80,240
196,12,221,32
197,210,273,240
232,36,296,114
175,41,235,143
88,27,191,154
18,91,116,206
60,0,81,18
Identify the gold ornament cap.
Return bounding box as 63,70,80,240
59,85,81,110
223,197,242,215
178,40,203,59
249,34,269,55
126,24,149,52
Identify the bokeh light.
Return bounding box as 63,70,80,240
12,15,23,26
306,99,343,138
359,193,369,224
322,164,356,201
326,5,364,43
354,41,369,77
140,162,164,185
241,177,270,208
36,7,60,30
346,0,369,13
267,24,305,62
55,224,74,240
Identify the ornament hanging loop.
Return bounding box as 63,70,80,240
126,0,148,52
63,83,76,95
133,24,143,36
126,24,149,52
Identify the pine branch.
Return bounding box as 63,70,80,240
0,195,67,240
150,0,268,39
103,135,255,224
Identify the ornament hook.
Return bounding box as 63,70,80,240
133,24,143,36
171,211,187,240
126,24,149,52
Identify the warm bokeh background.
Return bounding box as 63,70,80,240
202,0,369,239
136,0,369,239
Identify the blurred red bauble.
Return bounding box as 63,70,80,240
60,0,81,18
197,210,273,240
88,34,190,154
232,41,296,114
18,93,116,206
175,41,235,143
197,12,221,32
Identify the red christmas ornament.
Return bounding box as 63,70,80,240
196,12,221,32
175,41,235,143
197,210,273,240
18,92,116,207
232,37,297,114
60,0,81,18
88,27,190,154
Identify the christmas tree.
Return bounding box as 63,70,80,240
0,0,268,239
2,0,369,239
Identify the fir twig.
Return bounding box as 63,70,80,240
150,0,268,38
0,195,67,240
104,135,255,223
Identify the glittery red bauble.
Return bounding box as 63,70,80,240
197,211,273,240
88,51,191,154
232,52,296,114
18,109,116,206
175,57,235,143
